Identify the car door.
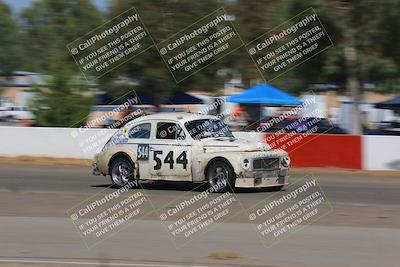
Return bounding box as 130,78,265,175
149,121,192,181
126,122,152,179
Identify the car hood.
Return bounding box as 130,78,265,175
200,137,270,153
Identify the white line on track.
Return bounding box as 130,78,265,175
0,258,215,267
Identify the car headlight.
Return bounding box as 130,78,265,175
281,156,290,167
242,158,250,170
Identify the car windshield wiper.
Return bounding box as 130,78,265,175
215,135,236,140
199,132,235,140
199,132,215,139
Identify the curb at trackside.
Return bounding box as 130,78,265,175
290,168,400,177
1,156,399,176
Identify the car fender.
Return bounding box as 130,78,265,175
97,146,138,176
191,151,243,182
194,150,288,182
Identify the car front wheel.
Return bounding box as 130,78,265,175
206,161,235,193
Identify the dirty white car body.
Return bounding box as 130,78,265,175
93,112,290,192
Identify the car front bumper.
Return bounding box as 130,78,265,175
234,169,289,188
92,162,101,176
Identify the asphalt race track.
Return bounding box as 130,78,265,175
0,163,399,267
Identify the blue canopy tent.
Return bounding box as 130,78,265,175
228,84,302,106
227,84,302,129
375,96,400,110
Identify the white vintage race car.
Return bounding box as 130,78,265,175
93,112,290,192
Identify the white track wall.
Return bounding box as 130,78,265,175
0,127,116,159
0,127,264,160
363,135,400,171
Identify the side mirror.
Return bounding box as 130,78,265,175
202,132,213,138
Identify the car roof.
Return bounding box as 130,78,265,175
127,112,218,126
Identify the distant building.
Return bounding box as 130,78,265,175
0,71,48,106
0,71,98,107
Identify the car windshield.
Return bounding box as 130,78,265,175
185,119,234,140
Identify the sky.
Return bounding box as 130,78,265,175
3,0,108,13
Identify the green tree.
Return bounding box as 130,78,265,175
0,1,25,75
21,0,103,72
99,0,226,101
21,0,103,127
356,0,400,93
33,55,94,127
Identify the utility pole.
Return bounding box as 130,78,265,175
344,27,362,135
337,1,363,135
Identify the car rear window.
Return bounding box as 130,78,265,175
128,123,151,139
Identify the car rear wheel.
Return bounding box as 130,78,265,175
109,157,135,189
206,161,235,193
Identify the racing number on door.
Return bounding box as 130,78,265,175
153,150,188,170
153,151,163,170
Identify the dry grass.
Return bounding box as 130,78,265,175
0,156,91,166
207,251,243,260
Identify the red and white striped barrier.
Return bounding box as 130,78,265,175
265,134,362,169
265,133,400,171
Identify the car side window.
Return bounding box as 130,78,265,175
156,122,185,140
128,123,151,139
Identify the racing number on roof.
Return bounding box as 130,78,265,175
153,150,188,170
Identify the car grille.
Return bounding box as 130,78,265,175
253,158,280,170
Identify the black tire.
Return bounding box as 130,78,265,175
205,160,235,193
109,157,135,189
